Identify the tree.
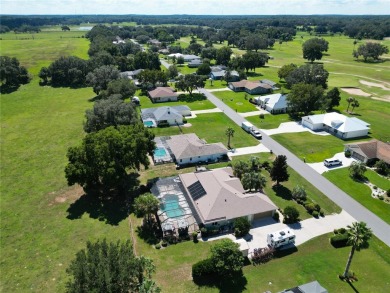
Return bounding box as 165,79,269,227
374,160,389,176
283,206,300,223
241,51,268,72
356,42,389,62
86,65,120,95
133,193,160,226
201,47,217,60
66,239,160,293
342,222,372,279
233,217,251,238
210,239,244,277
225,127,235,149
287,83,325,115
61,25,70,31
292,185,307,201
176,56,185,66
241,171,266,192
101,78,137,99
84,96,138,133
324,87,341,110
277,63,297,81
346,96,355,113
285,64,329,89
196,63,211,76
349,161,367,180
232,160,250,180
175,74,205,96
223,68,232,85
302,38,329,62
0,56,31,92
138,69,168,89
351,98,360,113
216,46,232,66
134,51,161,70
270,155,289,185
167,65,179,80
65,125,155,193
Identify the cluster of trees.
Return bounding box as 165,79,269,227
0,56,31,93
353,42,389,62
66,239,160,293
232,157,267,192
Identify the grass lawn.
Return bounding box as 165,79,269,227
204,79,228,89
246,113,295,129
324,168,390,224
212,91,259,113
149,113,259,148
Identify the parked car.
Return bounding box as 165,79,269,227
251,129,262,139
323,159,342,167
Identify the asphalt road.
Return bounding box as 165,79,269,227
199,87,390,246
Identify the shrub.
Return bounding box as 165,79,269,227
273,212,280,222
387,189,390,196
319,209,325,217
334,228,339,234
305,202,316,214
373,185,378,190
234,217,251,238
379,195,384,200
338,227,347,234
283,206,300,223
161,241,168,247
292,185,307,201
314,203,321,211
330,233,350,248
192,258,215,280
155,244,161,249
192,232,199,243
344,150,351,158
200,227,208,237
312,211,319,218
259,113,265,119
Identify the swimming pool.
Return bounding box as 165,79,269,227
154,147,167,158
160,194,184,218
144,120,155,127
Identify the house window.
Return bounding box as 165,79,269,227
180,159,182,162
190,158,192,161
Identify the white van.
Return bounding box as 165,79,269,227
323,159,342,167
241,121,254,133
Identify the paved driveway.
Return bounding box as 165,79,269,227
309,152,357,174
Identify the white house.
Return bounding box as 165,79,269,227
255,93,288,114
302,112,370,139
141,105,191,126
166,133,228,166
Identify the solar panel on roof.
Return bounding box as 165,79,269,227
188,181,206,201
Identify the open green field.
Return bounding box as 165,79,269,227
132,209,390,293
212,90,259,112
149,112,259,148
247,113,294,129
324,168,390,224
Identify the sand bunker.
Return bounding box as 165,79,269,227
341,88,371,97
359,80,390,91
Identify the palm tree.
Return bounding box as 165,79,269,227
351,99,360,113
225,127,235,149
346,97,355,113
342,222,372,279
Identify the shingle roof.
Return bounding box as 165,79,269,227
166,133,227,160
230,80,272,90
141,105,189,122
148,87,178,99
179,167,277,223
345,139,390,164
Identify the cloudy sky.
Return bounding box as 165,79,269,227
2,0,390,15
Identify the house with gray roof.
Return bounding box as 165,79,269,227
120,69,143,80
187,59,203,68
210,66,239,81
179,167,277,227
255,93,289,114
148,87,178,103
302,112,370,139
141,106,191,126
261,79,279,90
279,280,328,293
166,133,228,166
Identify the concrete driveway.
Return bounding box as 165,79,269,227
262,122,330,136
308,152,357,174
228,144,270,157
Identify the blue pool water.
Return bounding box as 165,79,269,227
154,147,167,158
144,120,154,127
160,194,184,218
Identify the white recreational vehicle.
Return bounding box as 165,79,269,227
241,121,254,132
267,229,295,248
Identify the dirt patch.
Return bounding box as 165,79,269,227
359,80,390,90
340,87,371,97
49,185,84,206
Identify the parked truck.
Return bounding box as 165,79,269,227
241,121,254,133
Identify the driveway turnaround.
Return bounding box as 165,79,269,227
201,210,356,257
309,152,357,174
199,87,390,247
228,144,270,157
262,122,330,136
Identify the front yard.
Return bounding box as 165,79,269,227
212,90,259,113
246,113,295,129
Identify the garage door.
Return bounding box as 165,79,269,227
253,211,273,220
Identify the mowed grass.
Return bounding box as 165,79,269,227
149,112,259,148
212,90,259,113
324,169,390,224
246,113,294,129
131,209,390,293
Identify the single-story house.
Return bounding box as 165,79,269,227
278,280,328,293
210,66,240,81
148,87,178,103
229,80,272,95
120,69,143,80
166,133,228,166
261,79,278,90
141,105,191,126
179,167,277,228
187,59,203,68
344,139,390,164
254,93,288,114
158,48,170,55
148,39,162,47
302,112,370,139
167,53,201,62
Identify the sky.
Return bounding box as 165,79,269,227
1,0,390,15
